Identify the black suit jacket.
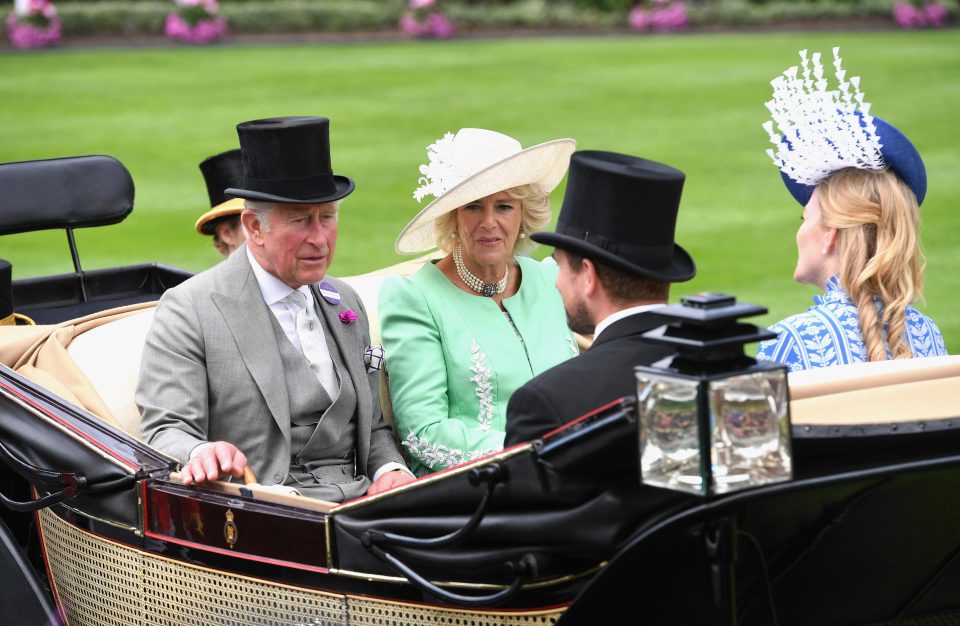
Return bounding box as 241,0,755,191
505,312,673,447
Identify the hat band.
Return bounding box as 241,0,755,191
556,223,675,267
243,173,337,201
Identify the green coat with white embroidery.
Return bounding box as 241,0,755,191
379,256,578,475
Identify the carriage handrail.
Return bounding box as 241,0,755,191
360,463,507,550
0,438,135,512
365,540,535,607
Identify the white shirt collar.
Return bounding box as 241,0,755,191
593,303,665,340
245,245,313,306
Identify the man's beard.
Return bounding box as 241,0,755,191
565,296,595,336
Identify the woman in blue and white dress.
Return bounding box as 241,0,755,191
755,48,947,371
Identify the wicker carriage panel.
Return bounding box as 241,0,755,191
38,508,564,626
142,556,347,626
40,507,146,626
346,595,562,626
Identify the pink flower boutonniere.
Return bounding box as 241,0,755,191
339,310,360,325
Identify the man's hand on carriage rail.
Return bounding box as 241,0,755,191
181,441,248,485
366,469,416,496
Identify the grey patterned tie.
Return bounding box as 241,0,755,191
285,289,340,401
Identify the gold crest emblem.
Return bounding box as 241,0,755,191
224,509,238,549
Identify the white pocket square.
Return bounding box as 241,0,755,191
364,344,385,373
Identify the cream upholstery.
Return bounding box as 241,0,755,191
66,308,156,439
341,274,388,344
788,355,960,425
348,250,443,344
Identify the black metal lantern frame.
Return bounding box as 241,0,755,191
635,293,792,497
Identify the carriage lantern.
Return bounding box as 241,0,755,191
635,293,792,497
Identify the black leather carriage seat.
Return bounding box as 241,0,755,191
0,155,133,237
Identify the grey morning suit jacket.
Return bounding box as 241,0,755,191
136,247,404,494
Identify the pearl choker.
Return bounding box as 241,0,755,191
453,242,508,297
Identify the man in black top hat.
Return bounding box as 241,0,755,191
504,150,696,456
138,117,414,501
195,149,247,258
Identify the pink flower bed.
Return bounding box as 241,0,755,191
6,0,61,49
165,0,227,44
893,1,950,28
629,1,688,33
400,0,455,39
165,13,227,44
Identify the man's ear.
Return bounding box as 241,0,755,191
580,257,600,298
240,210,262,245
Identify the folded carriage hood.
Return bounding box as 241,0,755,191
0,365,175,532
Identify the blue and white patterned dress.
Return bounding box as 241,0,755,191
756,275,948,372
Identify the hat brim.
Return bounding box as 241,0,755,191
531,231,696,283
225,175,355,205
395,139,576,255
779,116,927,207
195,197,246,235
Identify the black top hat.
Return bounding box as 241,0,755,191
200,149,244,209
226,116,355,204
532,150,695,283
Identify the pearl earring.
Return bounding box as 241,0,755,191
451,231,458,239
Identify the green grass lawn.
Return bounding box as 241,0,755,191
1,31,959,349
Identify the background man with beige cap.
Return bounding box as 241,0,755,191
194,149,246,257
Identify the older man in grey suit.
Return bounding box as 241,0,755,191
138,116,414,501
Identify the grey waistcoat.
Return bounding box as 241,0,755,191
268,307,369,501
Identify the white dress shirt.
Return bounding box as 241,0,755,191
593,303,666,341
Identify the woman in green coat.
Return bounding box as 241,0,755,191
380,128,579,475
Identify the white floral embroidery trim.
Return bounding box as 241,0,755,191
469,339,494,431
402,431,500,471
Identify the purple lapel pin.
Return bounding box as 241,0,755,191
317,281,341,305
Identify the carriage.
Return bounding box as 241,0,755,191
2,155,960,626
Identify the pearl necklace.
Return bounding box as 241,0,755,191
453,242,508,297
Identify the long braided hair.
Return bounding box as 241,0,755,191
817,168,925,361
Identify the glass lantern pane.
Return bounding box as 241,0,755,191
636,373,704,496
708,369,792,494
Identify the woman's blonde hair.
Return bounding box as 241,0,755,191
818,167,925,361
433,184,551,255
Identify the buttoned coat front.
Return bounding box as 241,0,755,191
137,247,403,487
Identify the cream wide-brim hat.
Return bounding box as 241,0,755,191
395,129,576,254
195,197,246,235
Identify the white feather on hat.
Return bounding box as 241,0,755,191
762,47,885,187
